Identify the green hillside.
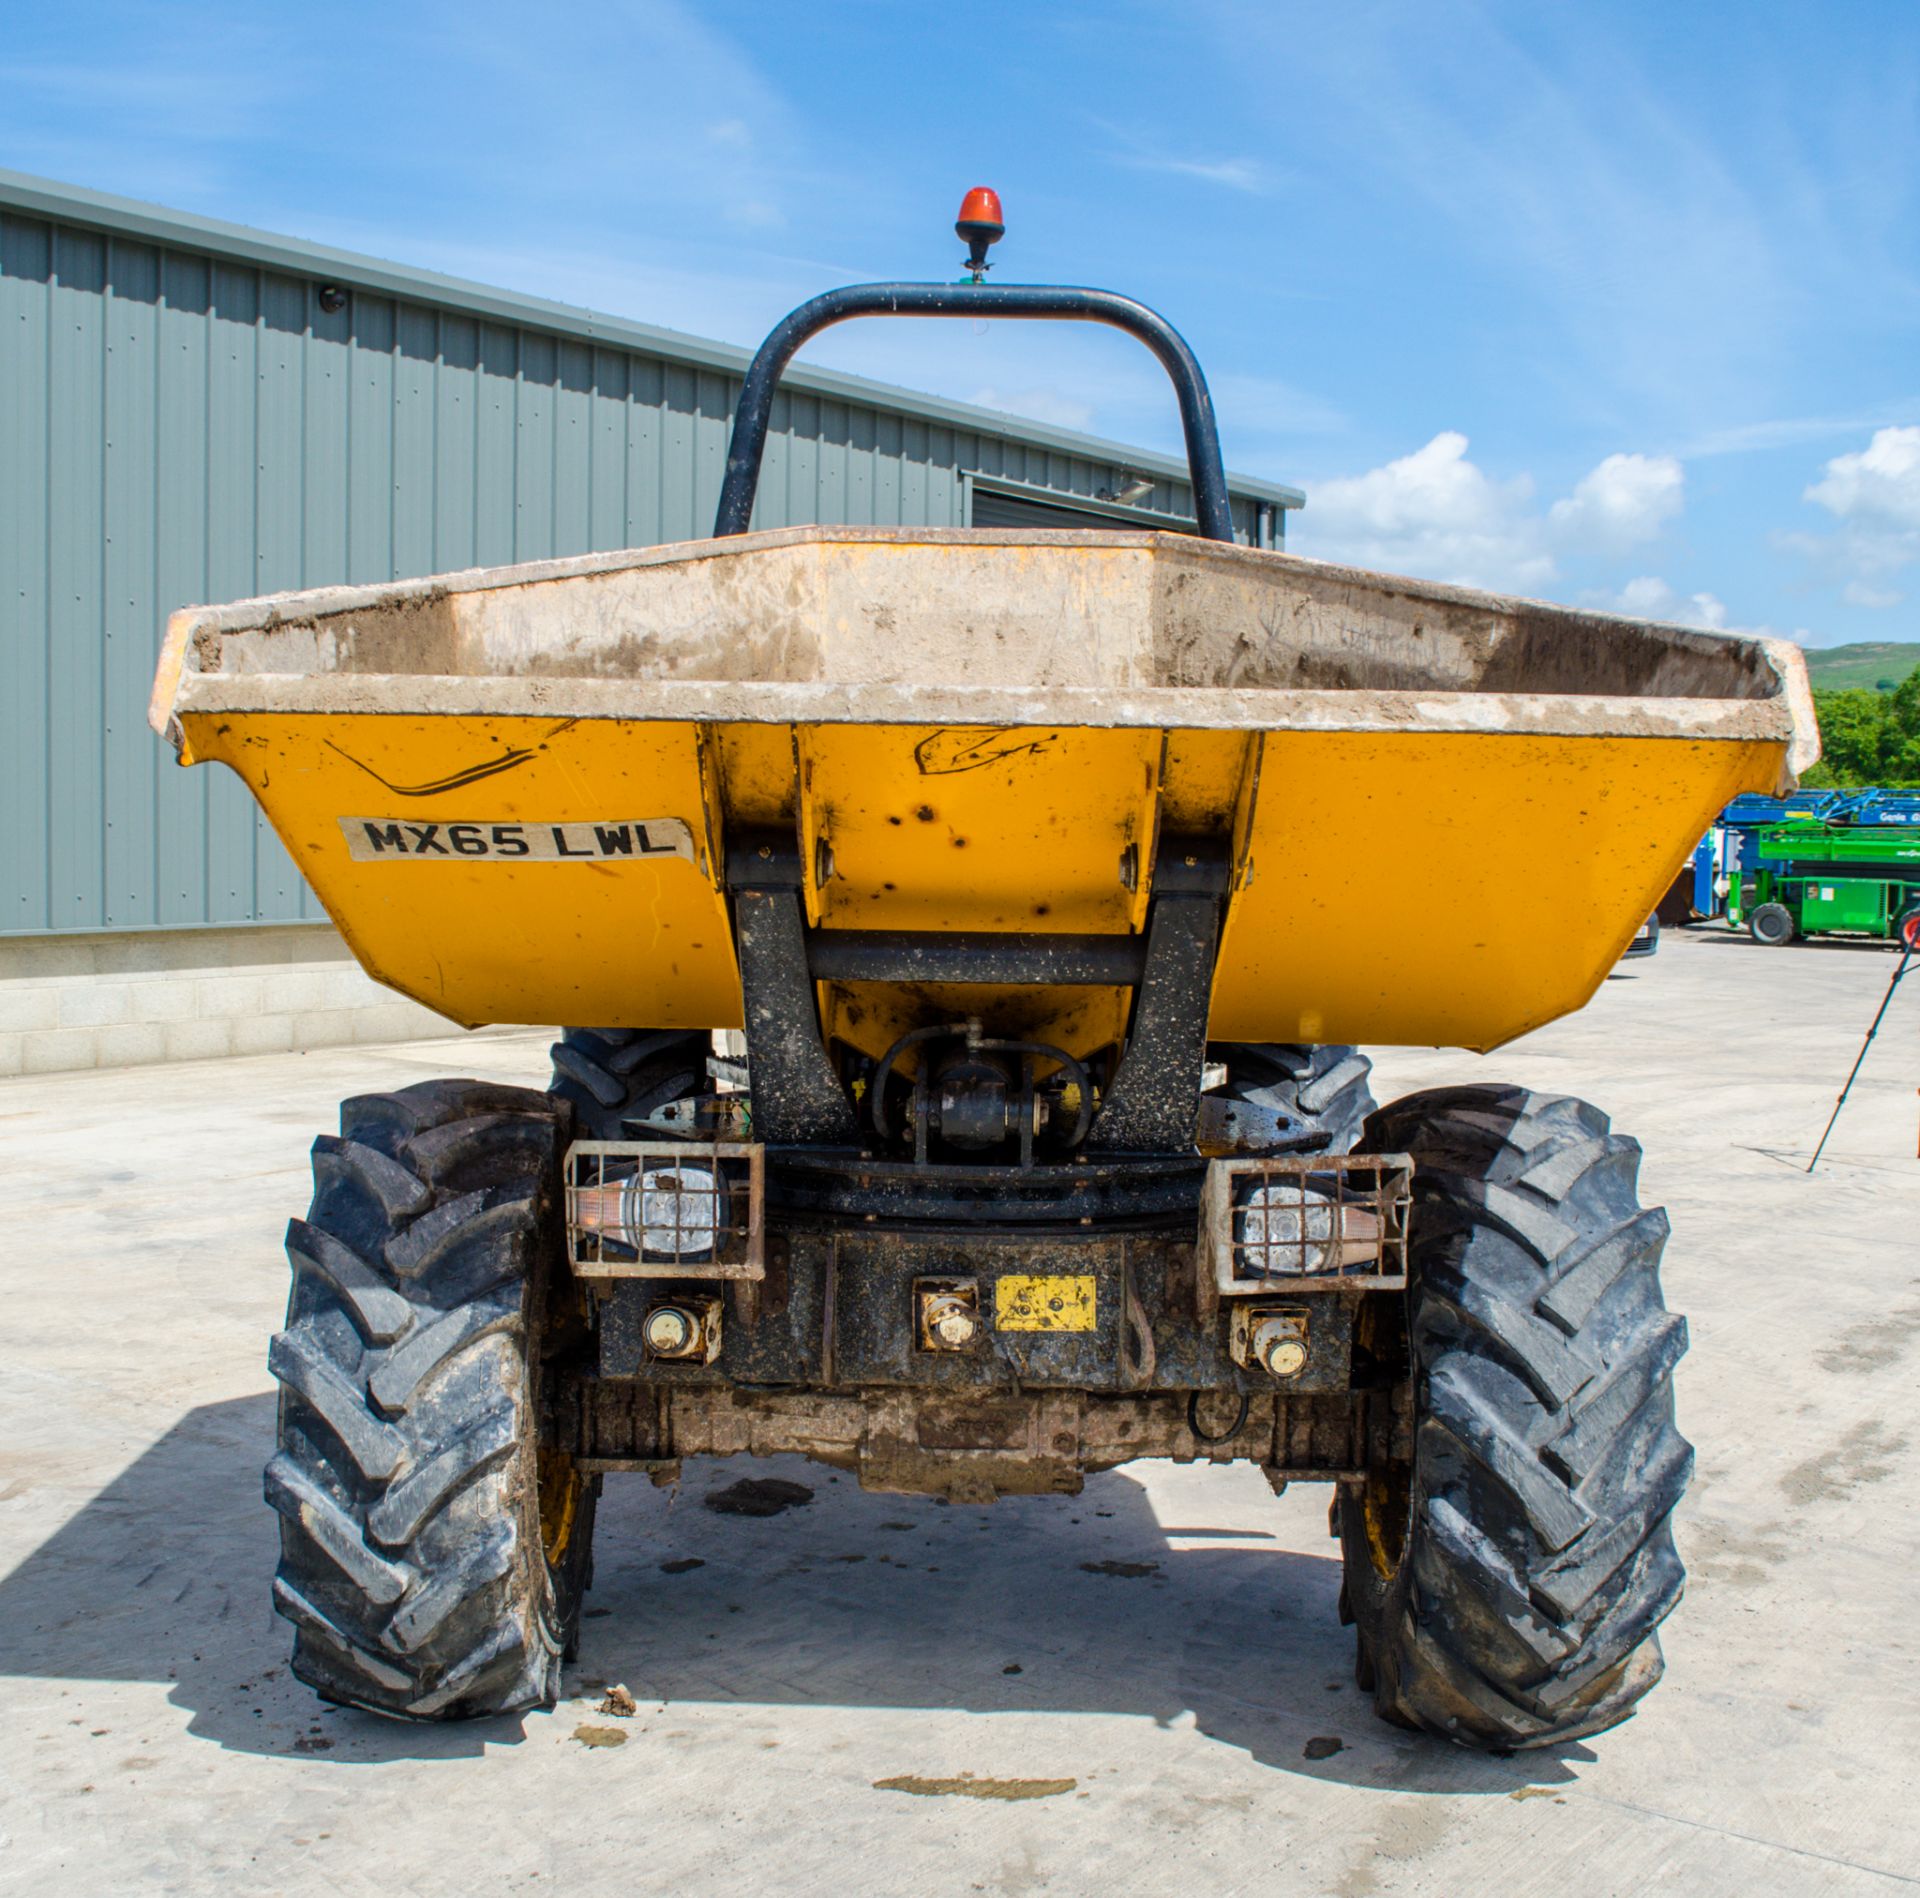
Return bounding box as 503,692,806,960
1802,642,1920,692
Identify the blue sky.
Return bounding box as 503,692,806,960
9,0,1920,646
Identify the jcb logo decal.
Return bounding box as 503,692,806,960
339,817,697,863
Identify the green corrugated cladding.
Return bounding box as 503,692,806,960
0,171,1300,938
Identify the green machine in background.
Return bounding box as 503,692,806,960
1730,813,1920,945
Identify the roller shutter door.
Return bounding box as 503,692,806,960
968,489,1195,533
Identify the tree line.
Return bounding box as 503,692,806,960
1803,661,1920,788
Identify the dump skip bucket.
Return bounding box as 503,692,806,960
151,526,1815,1053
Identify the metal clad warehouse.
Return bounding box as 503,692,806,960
0,170,1299,1073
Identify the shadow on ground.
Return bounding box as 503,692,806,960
0,1396,1588,1793
1684,927,1906,958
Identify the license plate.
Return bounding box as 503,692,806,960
339,817,695,863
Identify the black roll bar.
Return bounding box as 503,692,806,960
712,282,1235,543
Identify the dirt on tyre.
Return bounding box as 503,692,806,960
1340,1084,1690,1751
549,1028,710,1139
1208,1041,1375,1153
1748,902,1795,946
266,1079,594,1719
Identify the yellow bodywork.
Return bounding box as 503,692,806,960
154,527,1813,1057
179,706,1769,1054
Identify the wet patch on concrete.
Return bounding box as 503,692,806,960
1682,1514,1791,1590
1780,1420,1909,1507
1816,1298,1920,1376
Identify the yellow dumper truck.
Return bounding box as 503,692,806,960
150,204,1815,1750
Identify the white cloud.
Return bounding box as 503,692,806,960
1803,425,1920,583
1134,155,1274,194
1783,426,1920,609
1548,453,1683,551
1807,425,1920,524
1587,577,1834,650
1301,433,1549,589
1209,7,1920,430
1595,576,1730,629
1300,433,1684,592
1680,411,1920,459
1093,117,1281,195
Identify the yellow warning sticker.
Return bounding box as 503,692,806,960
994,1275,1097,1333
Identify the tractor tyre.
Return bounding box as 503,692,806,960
1209,1042,1376,1153
1748,902,1795,947
1339,1084,1690,1751
549,1028,710,1139
266,1079,596,1720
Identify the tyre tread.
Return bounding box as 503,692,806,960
1346,1084,1690,1750
1208,1041,1377,1154
267,1078,569,1719
547,1027,709,1139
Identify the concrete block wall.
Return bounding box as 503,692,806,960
0,925,519,1075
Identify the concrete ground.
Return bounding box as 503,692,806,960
1,927,1916,1896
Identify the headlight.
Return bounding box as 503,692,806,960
1235,1179,1341,1275
624,1165,727,1263
573,1163,729,1262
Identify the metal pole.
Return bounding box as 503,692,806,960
1808,944,1914,1172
